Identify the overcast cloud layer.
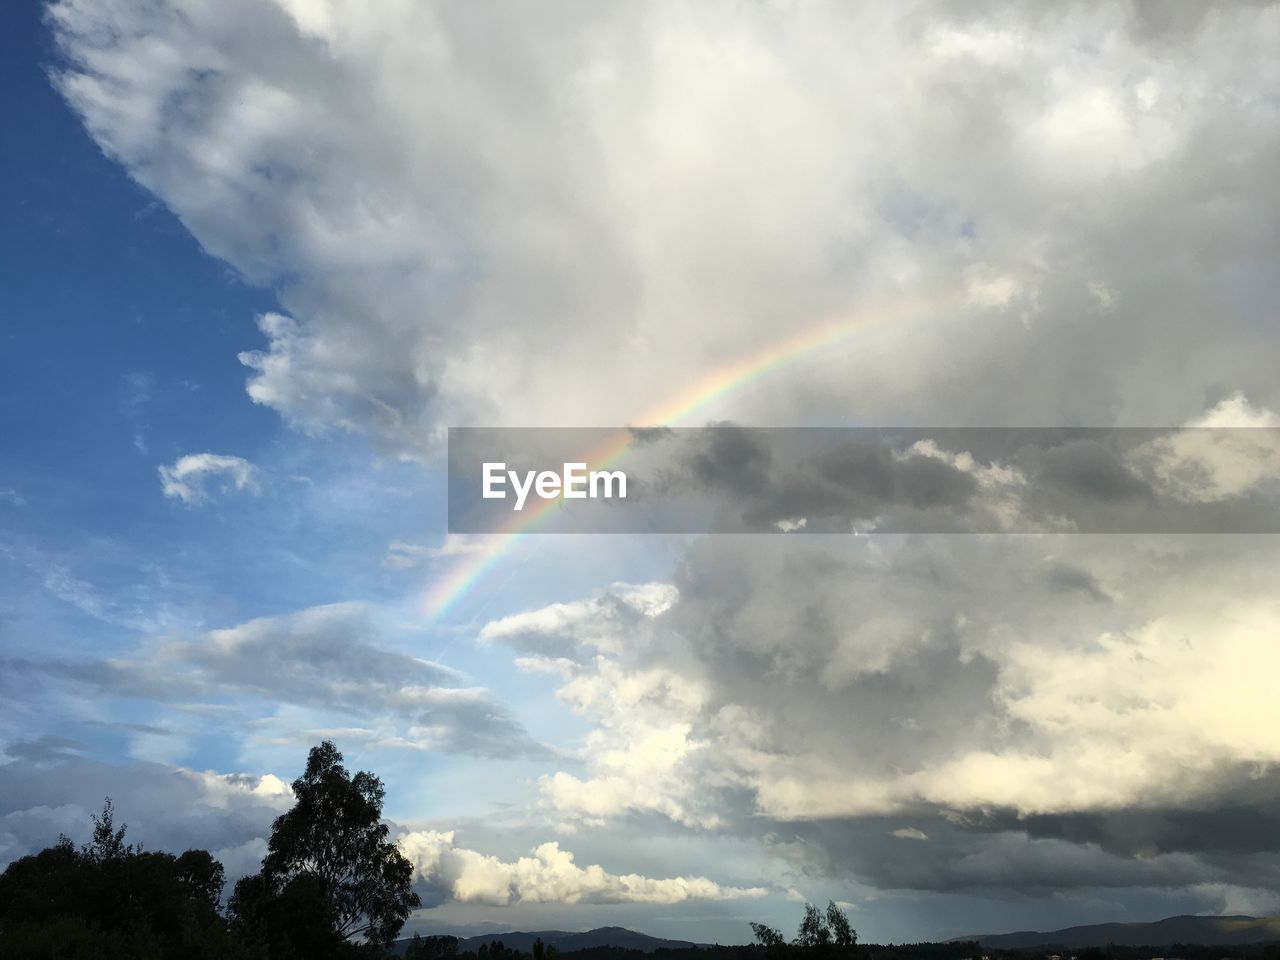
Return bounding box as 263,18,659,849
4,0,1279,944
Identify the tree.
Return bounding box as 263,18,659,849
406,934,459,960
0,799,254,960
752,901,857,958
825,901,857,949
752,921,789,959
86,797,133,862
175,849,227,911
796,903,832,949
479,940,517,960
232,741,421,952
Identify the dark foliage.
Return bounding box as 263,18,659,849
0,799,256,959
751,902,858,959
229,740,421,956
9,770,1280,960
1,742,421,959
407,934,462,960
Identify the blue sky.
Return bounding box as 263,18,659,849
5,0,1280,946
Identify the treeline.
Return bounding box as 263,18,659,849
0,797,253,958
400,943,983,960
417,944,1280,960
988,947,1280,960
6,744,1280,960
0,741,417,959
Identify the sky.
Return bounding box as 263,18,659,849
3,0,1280,945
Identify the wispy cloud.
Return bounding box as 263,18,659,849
158,453,258,506
383,535,494,570
5,602,550,760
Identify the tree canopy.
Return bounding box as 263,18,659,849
752,902,858,958
1,742,423,959
0,799,251,959
230,740,421,954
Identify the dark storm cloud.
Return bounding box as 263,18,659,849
753,785,1280,896
1036,439,1154,503
761,816,1216,894
682,425,775,495
649,428,981,532
1042,561,1111,602
644,426,1280,533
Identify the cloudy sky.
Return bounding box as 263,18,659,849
3,0,1280,944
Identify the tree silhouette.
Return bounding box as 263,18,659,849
752,901,858,957
825,901,857,949
230,740,420,953
796,903,833,949
0,799,251,959
406,933,460,960
85,797,133,862
752,921,789,959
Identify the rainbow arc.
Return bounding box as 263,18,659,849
422,291,948,620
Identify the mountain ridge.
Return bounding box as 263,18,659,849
961,914,1280,949
394,926,706,955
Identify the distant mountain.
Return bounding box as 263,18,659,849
394,926,705,955
460,927,704,953
963,914,1280,950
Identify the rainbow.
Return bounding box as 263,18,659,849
421,290,947,621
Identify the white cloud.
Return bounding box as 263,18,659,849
1132,394,1280,503
479,539,1280,835
383,535,493,570
479,583,678,659
158,453,258,506
1188,393,1280,430
0,752,292,873
7,602,545,760
399,830,767,906
47,0,1280,446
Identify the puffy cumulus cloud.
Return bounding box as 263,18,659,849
1132,394,1280,504
0,750,291,875
399,830,766,907
158,453,258,505
48,0,1280,450
4,602,546,759
484,535,1280,893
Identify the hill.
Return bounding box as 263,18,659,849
964,914,1280,950
394,927,705,955
460,927,704,952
